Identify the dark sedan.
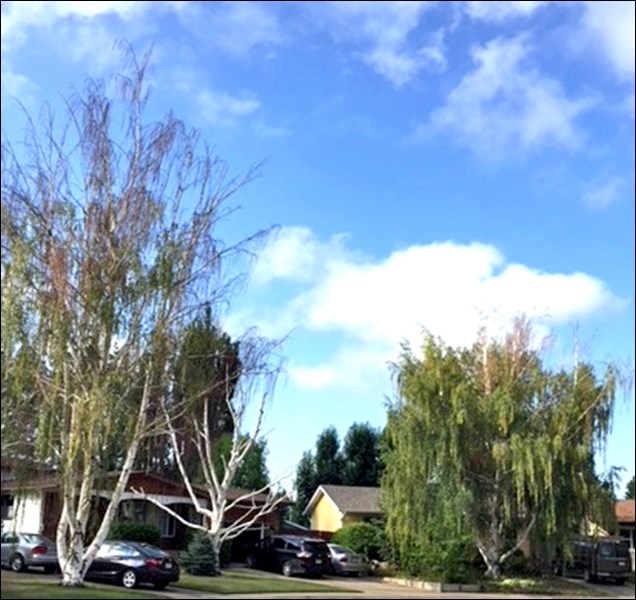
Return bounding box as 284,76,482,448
87,541,179,589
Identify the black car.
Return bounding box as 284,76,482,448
246,535,330,577
86,541,179,589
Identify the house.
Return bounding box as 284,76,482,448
304,485,382,535
1,469,288,557
616,499,635,570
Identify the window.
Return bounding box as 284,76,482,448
162,513,175,538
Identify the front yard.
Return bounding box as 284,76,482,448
0,568,350,599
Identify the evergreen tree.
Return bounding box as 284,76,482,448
342,423,382,487
315,426,344,485
292,451,317,525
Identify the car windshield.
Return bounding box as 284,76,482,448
303,541,328,554
598,542,629,558
329,545,349,554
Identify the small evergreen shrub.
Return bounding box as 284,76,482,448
331,523,387,561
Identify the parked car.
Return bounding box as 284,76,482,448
553,537,631,584
246,535,330,577
328,543,369,576
0,532,58,573
86,541,179,589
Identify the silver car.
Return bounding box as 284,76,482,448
0,532,59,573
328,543,368,576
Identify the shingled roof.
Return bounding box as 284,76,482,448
304,485,382,516
615,500,635,524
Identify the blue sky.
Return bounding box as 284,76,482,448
2,1,634,494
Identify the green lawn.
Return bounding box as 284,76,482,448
483,576,611,597
177,570,347,595
0,571,159,600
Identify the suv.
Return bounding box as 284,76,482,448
553,537,631,584
246,535,330,577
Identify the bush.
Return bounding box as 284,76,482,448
181,532,232,575
331,523,387,561
502,550,540,577
109,522,161,547
400,537,480,584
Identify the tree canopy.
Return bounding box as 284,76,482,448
626,475,635,500
383,319,620,579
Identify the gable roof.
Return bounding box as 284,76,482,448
615,500,635,523
304,485,382,517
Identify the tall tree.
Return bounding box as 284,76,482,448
292,451,317,526
315,426,344,485
342,422,382,487
214,434,270,491
383,319,620,579
1,51,263,586
626,475,635,500
136,334,286,576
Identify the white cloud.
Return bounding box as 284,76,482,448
579,1,635,81
245,228,623,391
251,226,353,285
463,1,548,22
421,36,595,157
319,1,442,87
582,177,626,210
1,1,152,51
196,89,261,126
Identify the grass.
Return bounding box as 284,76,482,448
177,570,347,595
483,576,612,597
0,571,158,600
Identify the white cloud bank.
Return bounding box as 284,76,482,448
243,227,624,392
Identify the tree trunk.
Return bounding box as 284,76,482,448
211,536,222,576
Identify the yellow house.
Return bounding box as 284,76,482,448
304,485,382,534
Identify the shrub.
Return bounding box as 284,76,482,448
109,522,161,547
502,550,540,577
331,523,387,561
400,537,480,584
182,532,232,575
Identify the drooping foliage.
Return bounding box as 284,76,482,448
1,49,263,585
383,319,619,579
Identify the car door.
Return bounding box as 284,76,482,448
0,533,19,566
89,542,121,580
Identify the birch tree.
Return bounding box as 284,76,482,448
1,52,263,585
383,318,621,579
135,333,288,576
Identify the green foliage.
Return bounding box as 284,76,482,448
109,522,161,547
315,426,344,485
342,423,382,487
625,475,635,500
292,451,316,526
330,523,387,561
182,532,222,576
214,434,269,491
399,537,479,583
383,319,619,579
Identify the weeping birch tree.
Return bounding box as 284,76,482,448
383,319,621,579
134,332,288,576
1,52,264,585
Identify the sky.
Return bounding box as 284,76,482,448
2,1,634,495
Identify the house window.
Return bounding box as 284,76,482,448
619,527,634,549
1,495,14,521
162,513,176,538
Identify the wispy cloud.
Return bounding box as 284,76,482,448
238,227,624,391
463,1,548,22
419,36,595,158
582,177,627,211
196,89,261,127
316,1,442,87
578,1,635,81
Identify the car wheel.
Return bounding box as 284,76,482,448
282,561,293,577
583,568,594,583
10,554,26,573
121,568,138,589
246,554,257,569
43,565,57,574
615,578,626,586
